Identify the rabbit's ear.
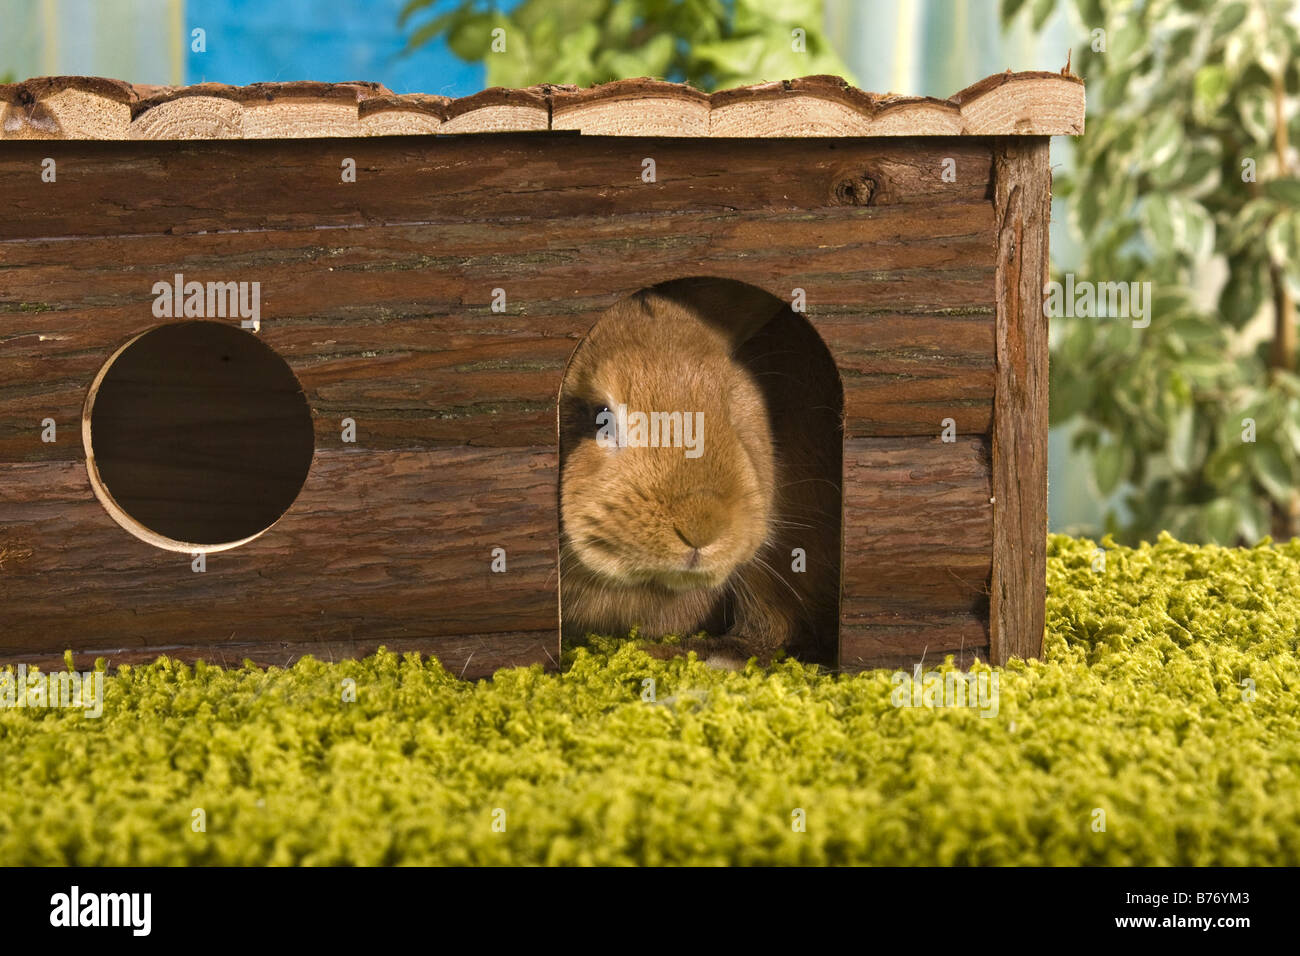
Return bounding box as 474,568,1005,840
647,278,787,350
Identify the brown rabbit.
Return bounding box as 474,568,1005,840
559,279,842,668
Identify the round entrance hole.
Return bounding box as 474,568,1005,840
83,321,315,552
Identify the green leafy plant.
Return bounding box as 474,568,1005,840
1005,0,1300,544
400,0,854,90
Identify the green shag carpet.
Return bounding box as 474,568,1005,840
2,533,1299,865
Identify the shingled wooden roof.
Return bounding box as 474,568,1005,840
0,70,1083,140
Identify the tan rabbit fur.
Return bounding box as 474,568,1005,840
559,280,842,668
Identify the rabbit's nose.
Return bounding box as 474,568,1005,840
674,509,726,550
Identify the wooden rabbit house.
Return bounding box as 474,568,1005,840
0,71,1083,677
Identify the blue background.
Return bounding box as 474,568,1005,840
185,0,486,94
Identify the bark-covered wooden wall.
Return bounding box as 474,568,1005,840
1,71,1078,676
0,135,1003,676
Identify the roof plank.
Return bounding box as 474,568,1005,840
0,71,1084,140
551,79,710,136
439,87,549,134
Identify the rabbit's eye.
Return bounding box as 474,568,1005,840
593,404,621,448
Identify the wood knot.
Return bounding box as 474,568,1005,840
831,172,876,206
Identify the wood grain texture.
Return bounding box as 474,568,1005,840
0,449,560,679
0,77,134,139
839,610,988,672
131,95,243,140
951,70,1085,135
439,87,549,133
0,138,998,471
0,127,1053,677
838,435,992,672
709,75,964,137
0,431,992,676
551,79,710,135
359,94,448,137
0,137,994,239
0,209,994,459
989,139,1051,665
0,71,1084,140
841,436,992,599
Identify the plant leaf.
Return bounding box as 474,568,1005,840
1262,179,1300,207
1093,441,1130,496
1252,443,1294,501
